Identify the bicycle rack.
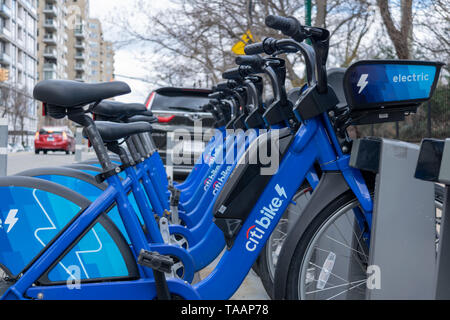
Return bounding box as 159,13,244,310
435,139,450,299
351,137,436,299
414,138,450,299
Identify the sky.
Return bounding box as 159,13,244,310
89,0,165,103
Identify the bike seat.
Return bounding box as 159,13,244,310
327,68,347,108
33,80,131,108
127,115,158,124
89,121,152,142
91,100,148,119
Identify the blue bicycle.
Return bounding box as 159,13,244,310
0,14,443,300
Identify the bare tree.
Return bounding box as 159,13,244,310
376,0,413,59
0,84,31,145
0,84,13,118
12,87,30,146
414,0,450,72
325,1,373,67
113,0,374,88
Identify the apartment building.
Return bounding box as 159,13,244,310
0,0,38,146
34,0,115,130
37,0,69,126
100,40,114,82
86,17,100,81
87,18,114,82
67,0,89,82
37,0,68,81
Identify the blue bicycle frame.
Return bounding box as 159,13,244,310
2,110,373,300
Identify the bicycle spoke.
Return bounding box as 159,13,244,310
325,280,367,300
308,261,350,284
306,279,366,295
325,234,368,259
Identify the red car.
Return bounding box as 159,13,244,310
34,126,76,155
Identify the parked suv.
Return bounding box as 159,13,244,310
34,126,75,155
145,87,215,178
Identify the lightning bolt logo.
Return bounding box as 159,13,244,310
4,209,19,233
357,74,369,94
275,184,287,199
32,189,103,280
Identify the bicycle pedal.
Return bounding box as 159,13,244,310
137,250,174,274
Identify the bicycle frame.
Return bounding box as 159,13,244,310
2,112,373,300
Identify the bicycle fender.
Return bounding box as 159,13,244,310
273,171,350,299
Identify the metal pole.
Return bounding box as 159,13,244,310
427,100,432,137
166,132,174,183
0,118,8,176
395,121,399,139
305,0,312,26
75,127,83,162
248,0,253,26
305,0,312,45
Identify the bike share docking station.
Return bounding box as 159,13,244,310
415,138,450,299
351,137,437,299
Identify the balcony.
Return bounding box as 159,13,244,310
43,48,57,59
74,41,85,50
43,34,57,45
74,26,86,39
75,63,84,71
0,4,11,18
43,63,57,72
74,53,85,60
16,11,24,24
43,5,57,17
74,75,86,82
43,71,56,80
0,53,11,65
0,26,11,40
43,19,57,31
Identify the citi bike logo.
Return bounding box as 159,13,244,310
245,184,287,252
203,166,220,191
212,166,233,196
205,154,216,166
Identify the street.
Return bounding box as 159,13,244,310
5,151,269,300
7,151,80,175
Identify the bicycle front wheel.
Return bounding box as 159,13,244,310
286,186,443,300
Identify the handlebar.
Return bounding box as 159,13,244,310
222,65,255,80
245,38,300,56
235,55,265,73
222,67,241,80
209,92,225,100
265,15,328,42
265,15,306,43
244,38,316,86
244,42,264,55
261,15,330,93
